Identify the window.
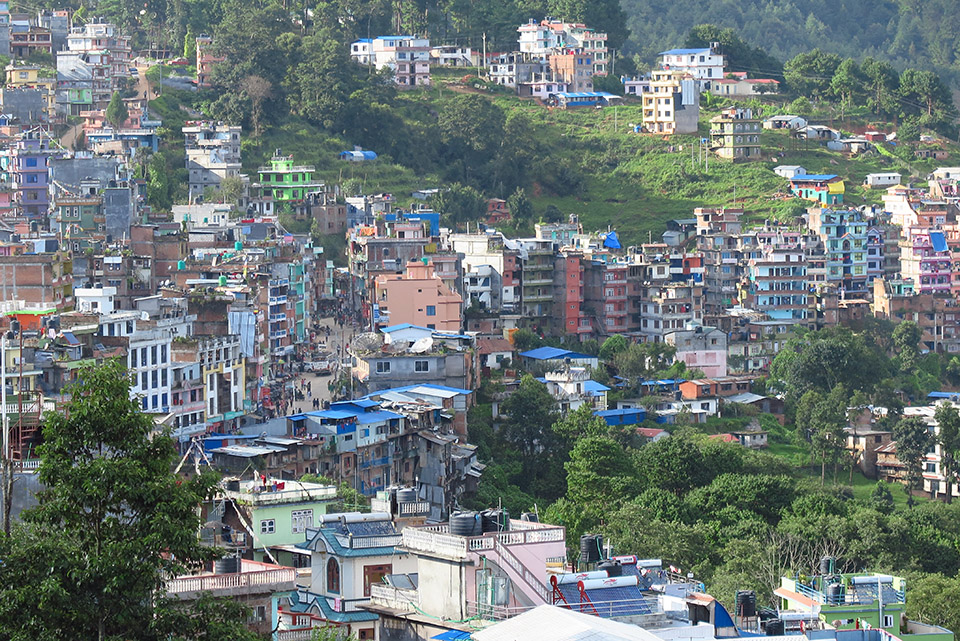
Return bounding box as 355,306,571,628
882,615,894,629
376,362,391,374
327,558,341,594
260,519,275,534
415,360,429,372
291,509,314,533
363,563,393,596
426,305,436,316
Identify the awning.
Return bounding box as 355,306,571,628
930,231,948,252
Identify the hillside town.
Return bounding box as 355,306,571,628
1,3,960,641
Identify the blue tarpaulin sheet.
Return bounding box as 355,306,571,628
930,231,948,252
603,231,621,249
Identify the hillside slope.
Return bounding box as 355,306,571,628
621,0,960,80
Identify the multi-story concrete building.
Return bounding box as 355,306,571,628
659,45,725,89
872,277,960,354
374,259,462,332
638,281,703,342
584,259,629,336
807,208,869,295
642,69,699,135
666,324,728,377
349,36,430,87
100,310,177,414
2,131,59,218
5,64,56,119
195,34,223,87
56,21,131,113
252,150,324,215
899,227,952,295
710,107,761,160
183,121,243,201
0,250,73,311
10,23,51,59
746,241,808,321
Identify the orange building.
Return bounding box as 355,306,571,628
374,259,462,332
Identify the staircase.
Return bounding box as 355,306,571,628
490,536,550,605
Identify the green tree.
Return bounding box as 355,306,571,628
861,57,900,116
505,187,533,223
218,174,247,206
894,415,935,507
599,334,628,361
147,152,172,211
0,360,260,641
783,49,841,98
430,183,486,224
829,58,864,118
184,28,197,60
935,402,960,504
870,481,895,514
906,573,960,635
500,375,563,499
437,94,506,184
685,24,784,81
893,320,922,373
105,91,129,130
552,435,640,536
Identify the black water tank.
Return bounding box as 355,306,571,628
827,582,844,604
736,590,757,618
214,555,241,574
764,620,785,636
580,534,602,564
521,512,539,522
820,556,835,575
225,478,240,492
396,488,417,503
450,511,481,536
598,560,622,577
481,509,510,533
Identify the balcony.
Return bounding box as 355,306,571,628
270,329,288,339
166,562,296,599
268,295,287,305
400,520,565,561
359,456,390,469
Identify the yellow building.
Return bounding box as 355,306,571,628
642,69,700,135
5,65,57,119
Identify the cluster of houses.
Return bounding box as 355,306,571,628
164,472,954,641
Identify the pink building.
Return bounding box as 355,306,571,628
666,325,728,378
374,259,462,331
899,226,952,295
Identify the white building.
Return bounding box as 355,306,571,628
75,285,117,314
430,45,472,67
864,172,902,188
182,122,243,201
658,46,725,89
774,165,807,179
100,310,176,414
350,36,431,87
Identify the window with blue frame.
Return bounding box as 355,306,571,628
426,305,436,316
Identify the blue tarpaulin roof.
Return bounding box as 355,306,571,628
790,174,839,182
603,231,621,249
930,231,948,252
660,48,711,56
520,347,595,360
431,632,472,641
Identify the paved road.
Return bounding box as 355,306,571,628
289,317,357,415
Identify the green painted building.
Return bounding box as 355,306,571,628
223,478,341,563
256,150,325,205
53,195,104,250
779,572,954,641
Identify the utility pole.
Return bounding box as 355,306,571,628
1,334,11,535
481,33,486,80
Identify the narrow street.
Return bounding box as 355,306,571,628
288,316,357,415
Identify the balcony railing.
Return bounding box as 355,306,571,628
166,566,296,596
401,522,565,560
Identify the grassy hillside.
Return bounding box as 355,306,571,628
151,75,960,245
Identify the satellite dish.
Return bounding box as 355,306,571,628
410,337,433,353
